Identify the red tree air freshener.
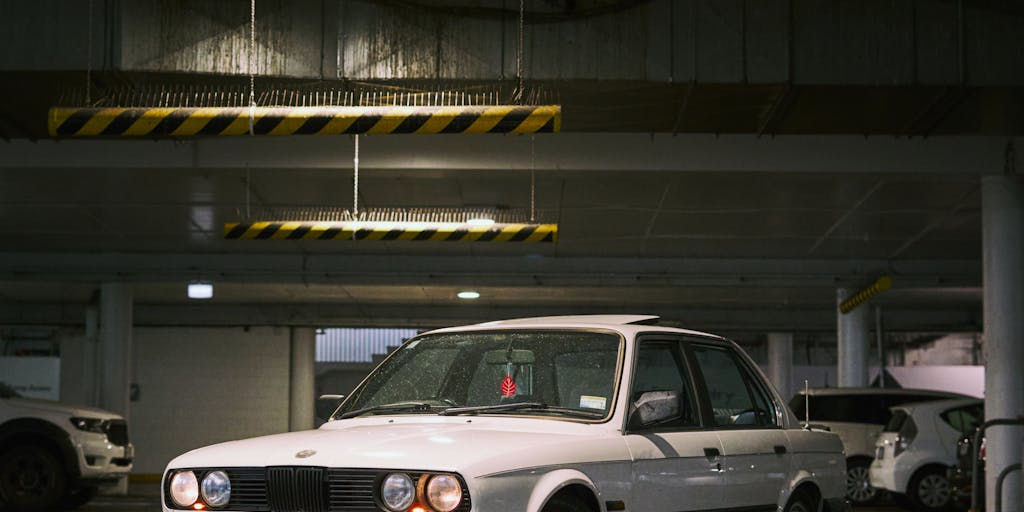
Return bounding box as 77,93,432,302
500,374,517,397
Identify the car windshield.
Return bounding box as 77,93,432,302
334,330,622,421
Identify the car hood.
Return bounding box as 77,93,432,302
2,397,124,419
168,415,628,478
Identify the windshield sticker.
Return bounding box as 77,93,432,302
501,374,517,397
579,395,607,410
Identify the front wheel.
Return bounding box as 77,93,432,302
845,458,878,505
783,488,817,512
0,445,67,511
541,493,592,512
907,466,953,512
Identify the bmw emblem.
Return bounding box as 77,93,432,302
295,449,317,459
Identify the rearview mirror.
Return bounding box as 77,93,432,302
628,390,680,429
483,349,535,364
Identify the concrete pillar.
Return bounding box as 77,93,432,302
767,333,794,400
981,174,1024,512
837,288,870,387
98,283,132,416
289,327,316,431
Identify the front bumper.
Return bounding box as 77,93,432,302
74,431,133,481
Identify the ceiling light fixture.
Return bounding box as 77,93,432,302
466,217,496,227
187,281,214,300
457,291,481,300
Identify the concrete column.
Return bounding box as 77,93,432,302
289,327,316,431
767,333,794,400
98,283,132,416
981,174,1024,512
837,288,870,387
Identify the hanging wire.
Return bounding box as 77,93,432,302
514,0,525,104
86,0,93,105
530,135,536,222
248,0,256,135
353,135,360,217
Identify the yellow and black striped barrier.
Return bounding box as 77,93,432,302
48,105,561,137
224,222,558,243
839,275,892,313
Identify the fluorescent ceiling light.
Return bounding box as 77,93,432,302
188,281,214,299
457,291,480,300
466,217,495,227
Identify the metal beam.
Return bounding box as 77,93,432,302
3,135,1017,174
0,301,982,334
0,253,981,288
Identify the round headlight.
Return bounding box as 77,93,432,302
201,470,232,507
169,471,199,508
380,473,416,511
426,474,462,512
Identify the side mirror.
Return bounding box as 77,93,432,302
628,390,680,429
316,394,346,420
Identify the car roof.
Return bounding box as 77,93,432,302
425,314,728,341
890,397,983,414
795,387,970,398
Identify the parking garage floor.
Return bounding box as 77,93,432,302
73,484,907,512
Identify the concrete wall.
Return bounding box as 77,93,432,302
128,326,290,474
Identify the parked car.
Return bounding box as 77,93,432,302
789,387,970,505
950,430,985,509
163,315,848,512
0,382,133,511
869,398,983,511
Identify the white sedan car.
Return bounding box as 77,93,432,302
162,315,847,512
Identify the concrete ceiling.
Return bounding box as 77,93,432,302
0,134,1002,336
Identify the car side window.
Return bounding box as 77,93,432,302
941,405,983,434
628,341,698,429
692,345,776,427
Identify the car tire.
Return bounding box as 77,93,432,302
845,457,878,505
60,485,99,509
783,488,817,512
541,493,592,512
0,444,67,511
907,466,953,512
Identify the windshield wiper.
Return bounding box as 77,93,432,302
439,402,547,416
338,401,433,419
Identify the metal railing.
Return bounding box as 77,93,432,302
971,417,1024,512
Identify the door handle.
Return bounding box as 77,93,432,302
703,447,721,458
774,445,787,454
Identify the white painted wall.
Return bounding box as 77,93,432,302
128,326,291,474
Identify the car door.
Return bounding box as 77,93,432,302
624,338,725,510
688,342,790,510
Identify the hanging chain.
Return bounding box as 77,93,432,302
248,0,256,135
86,0,93,105
515,0,525,104
353,135,360,217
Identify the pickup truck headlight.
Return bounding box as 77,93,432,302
380,473,415,511
169,471,199,508
427,474,462,512
201,470,231,507
70,417,109,434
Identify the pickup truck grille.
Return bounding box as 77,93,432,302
105,420,129,446
170,467,472,512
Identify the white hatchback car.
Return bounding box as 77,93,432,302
870,398,983,512
163,315,848,512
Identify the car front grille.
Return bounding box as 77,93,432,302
169,467,472,512
105,420,130,446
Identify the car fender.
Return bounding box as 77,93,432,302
0,417,80,478
782,469,817,507
526,468,600,512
